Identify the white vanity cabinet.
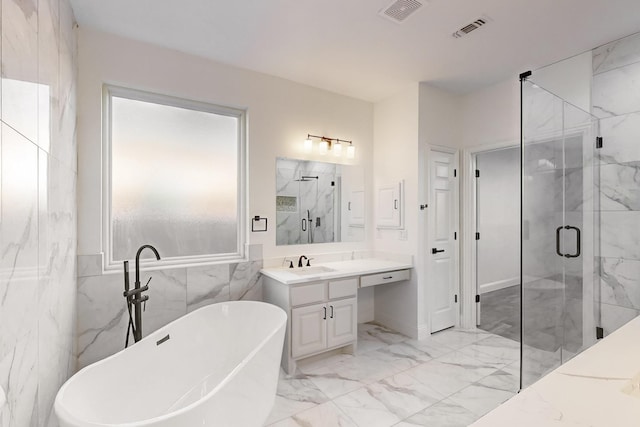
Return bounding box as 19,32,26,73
264,276,358,373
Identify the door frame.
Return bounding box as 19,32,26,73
461,140,518,329
426,144,461,331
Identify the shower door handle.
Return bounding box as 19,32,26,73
564,226,581,258
301,218,307,231
556,226,563,257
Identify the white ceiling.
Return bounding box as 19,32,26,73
69,0,640,102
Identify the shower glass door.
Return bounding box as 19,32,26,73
521,79,600,388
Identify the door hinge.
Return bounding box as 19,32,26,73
454,231,457,240
420,204,428,210
454,169,457,177
475,232,480,240
596,137,603,149
475,169,480,178
454,294,458,303
475,294,480,303
596,326,604,339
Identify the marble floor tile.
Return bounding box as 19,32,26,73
475,369,520,393
267,401,357,427
448,383,515,418
364,372,446,419
358,322,408,346
460,335,520,365
400,338,456,359
395,398,479,427
332,387,403,427
404,351,499,397
265,371,329,425
268,326,521,427
429,328,492,350
297,352,355,375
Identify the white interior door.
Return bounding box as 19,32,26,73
429,148,459,333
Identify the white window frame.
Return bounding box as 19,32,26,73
102,84,247,270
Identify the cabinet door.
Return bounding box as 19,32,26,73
327,298,357,349
291,303,327,358
376,182,403,229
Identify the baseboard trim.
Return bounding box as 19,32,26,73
479,277,519,294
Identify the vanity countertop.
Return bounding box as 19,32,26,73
260,258,413,285
471,315,640,427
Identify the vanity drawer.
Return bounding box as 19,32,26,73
291,282,326,306
360,269,410,288
328,278,358,300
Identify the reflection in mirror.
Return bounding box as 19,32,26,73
276,158,364,245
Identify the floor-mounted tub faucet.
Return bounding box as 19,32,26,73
123,244,161,346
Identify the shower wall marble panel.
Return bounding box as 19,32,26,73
76,244,264,369
593,32,640,335
0,1,78,426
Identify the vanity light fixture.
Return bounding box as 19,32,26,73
304,134,355,158
333,140,342,157
319,138,329,155
346,143,355,159
303,137,313,152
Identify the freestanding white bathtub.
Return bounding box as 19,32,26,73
55,301,287,427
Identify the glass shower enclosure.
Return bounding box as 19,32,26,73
520,76,601,388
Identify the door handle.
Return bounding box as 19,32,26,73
301,218,307,231
394,199,398,209
556,226,563,257
564,225,581,258
330,305,334,319
432,248,445,254
323,306,327,320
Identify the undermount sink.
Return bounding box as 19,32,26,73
289,266,336,276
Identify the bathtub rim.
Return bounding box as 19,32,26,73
55,300,287,427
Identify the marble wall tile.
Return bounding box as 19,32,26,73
1,0,39,143
600,211,640,260
55,0,77,171
37,0,60,154
0,1,77,425
598,162,640,211
0,124,40,427
598,112,640,165
229,260,263,301
77,273,129,368
77,254,102,277
139,268,186,335
601,257,640,310
593,32,640,75
593,61,640,118
186,264,230,312
600,302,640,335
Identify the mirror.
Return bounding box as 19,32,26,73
276,157,365,245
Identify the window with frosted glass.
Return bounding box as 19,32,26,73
108,88,244,263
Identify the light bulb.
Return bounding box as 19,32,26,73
346,144,355,159
333,141,342,157
303,138,313,152
319,139,328,155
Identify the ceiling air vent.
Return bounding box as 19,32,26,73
452,15,492,38
379,0,426,24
